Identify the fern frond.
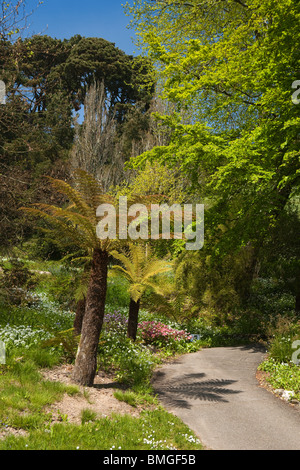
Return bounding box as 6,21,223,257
47,176,96,222
44,205,97,248
110,250,136,280
21,206,96,251
73,169,115,212
110,264,133,283
142,280,166,297
110,243,173,302
142,260,172,282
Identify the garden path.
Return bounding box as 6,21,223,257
152,345,300,450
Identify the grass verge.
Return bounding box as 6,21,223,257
0,408,203,450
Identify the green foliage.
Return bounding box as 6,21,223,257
2,34,153,160
111,243,172,303
43,329,80,362
98,330,158,390
0,258,36,289
0,258,38,306
265,316,300,364
127,0,300,313
106,276,130,308
259,359,300,400
0,409,203,451
257,198,300,311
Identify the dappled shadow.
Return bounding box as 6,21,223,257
93,382,121,390
238,344,267,354
153,372,241,409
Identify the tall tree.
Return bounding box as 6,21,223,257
0,0,41,40
127,0,300,304
22,169,116,386
70,81,130,191
0,33,154,250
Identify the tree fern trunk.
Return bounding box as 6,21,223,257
73,297,86,336
296,294,300,314
72,248,108,386
127,298,140,342
296,278,300,315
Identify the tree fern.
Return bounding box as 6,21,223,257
111,243,172,340
21,170,117,386
22,169,118,254
111,243,172,301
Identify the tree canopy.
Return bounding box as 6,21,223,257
124,0,300,309
0,33,154,248
127,0,300,253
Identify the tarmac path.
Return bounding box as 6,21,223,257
152,345,300,450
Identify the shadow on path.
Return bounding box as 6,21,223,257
153,372,242,409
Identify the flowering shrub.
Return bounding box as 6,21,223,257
0,325,52,351
138,321,192,349
103,308,128,333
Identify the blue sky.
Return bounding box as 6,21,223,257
24,0,137,55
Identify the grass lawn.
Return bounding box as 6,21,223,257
0,342,203,451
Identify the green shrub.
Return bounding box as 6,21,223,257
259,359,300,400
0,259,38,306
42,328,80,362
106,275,130,308
266,316,300,363
98,331,158,390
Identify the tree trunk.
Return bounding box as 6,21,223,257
72,248,108,386
73,297,86,336
296,294,300,314
127,298,140,342
295,278,300,315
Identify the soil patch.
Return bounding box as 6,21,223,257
0,426,28,441
0,365,145,441
256,369,273,393
42,365,142,425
